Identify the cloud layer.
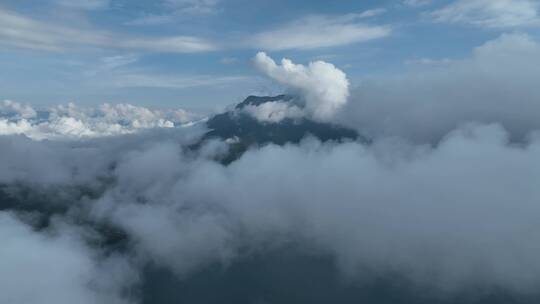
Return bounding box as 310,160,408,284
2,121,540,300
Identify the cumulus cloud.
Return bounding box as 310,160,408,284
251,13,390,50
430,0,540,28
339,33,540,142
0,101,200,140
253,52,349,121
0,100,37,119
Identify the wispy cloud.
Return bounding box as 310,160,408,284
83,54,140,76
106,73,248,89
220,57,238,64
250,12,390,51
124,14,175,26
430,0,540,28
404,57,454,66
403,0,432,7
0,8,217,52
125,0,221,26
164,0,221,15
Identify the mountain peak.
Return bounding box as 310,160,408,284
235,95,294,110
199,95,364,163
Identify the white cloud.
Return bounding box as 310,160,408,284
251,13,390,50
430,0,540,28
254,52,349,121
0,100,37,119
0,101,200,140
0,8,217,52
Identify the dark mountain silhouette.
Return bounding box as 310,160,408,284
201,95,364,163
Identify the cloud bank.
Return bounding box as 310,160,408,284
339,33,540,143
0,100,200,140
1,121,540,300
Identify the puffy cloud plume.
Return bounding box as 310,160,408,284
253,52,349,121
339,33,540,143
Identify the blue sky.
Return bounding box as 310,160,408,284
1,0,540,112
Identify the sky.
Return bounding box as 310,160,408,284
1,0,540,112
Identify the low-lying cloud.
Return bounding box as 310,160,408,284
2,122,540,300
339,33,540,143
